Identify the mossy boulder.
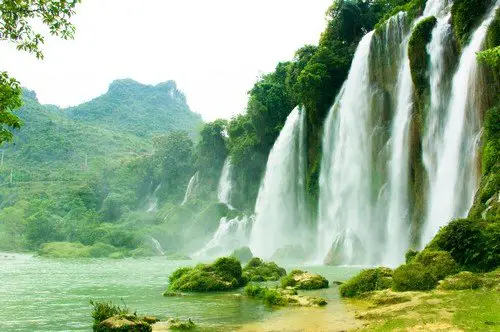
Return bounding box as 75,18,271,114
438,271,483,290
339,267,393,298
231,246,253,263
167,257,245,292
95,315,152,332
408,15,437,96
165,318,196,330
280,270,329,290
242,257,286,282
392,262,437,291
244,284,327,307
451,0,495,47
413,250,458,280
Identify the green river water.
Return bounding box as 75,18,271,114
0,253,361,331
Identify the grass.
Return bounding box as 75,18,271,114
350,288,500,331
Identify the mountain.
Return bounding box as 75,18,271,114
65,79,203,138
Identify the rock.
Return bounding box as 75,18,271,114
324,230,365,265
270,244,307,262
95,315,152,332
142,316,160,324
162,291,184,297
281,270,329,290
244,284,327,307
242,257,286,282
231,246,253,263
332,281,344,286
166,318,196,330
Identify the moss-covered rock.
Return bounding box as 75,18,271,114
405,249,419,264
242,257,286,282
165,318,196,330
231,246,253,263
167,257,245,292
280,270,329,290
451,0,495,48
413,250,458,280
392,262,438,291
244,284,327,307
408,16,437,96
375,0,427,31
95,315,152,332
340,267,393,298
438,271,483,290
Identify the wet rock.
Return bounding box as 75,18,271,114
95,314,152,332
281,270,329,290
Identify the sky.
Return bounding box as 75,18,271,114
0,0,332,121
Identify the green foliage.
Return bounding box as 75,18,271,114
392,263,438,291
167,257,245,292
339,267,393,297
375,0,426,30
196,120,228,190
242,257,287,282
413,250,458,281
231,246,253,263
90,299,129,327
244,284,290,306
438,271,483,290
167,318,196,330
405,249,419,264
408,16,437,95
0,72,23,144
280,270,329,290
451,0,494,47
477,46,500,67
37,241,124,258
428,218,500,272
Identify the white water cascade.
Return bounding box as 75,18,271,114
192,215,253,259
181,171,199,205
217,158,233,208
150,237,165,255
146,184,161,212
421,1,499,245
249,106,308,259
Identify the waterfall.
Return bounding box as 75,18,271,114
192,215,253,259
146,184,161,212
317,31,376,265
421,2,499,245
181,171,199,205
217,158,233,208
150,237,165,255
249,106,308,259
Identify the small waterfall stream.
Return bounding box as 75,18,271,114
217,158,233,209
249,106,308,259
181,171,199,205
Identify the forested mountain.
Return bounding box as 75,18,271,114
66,79,202,138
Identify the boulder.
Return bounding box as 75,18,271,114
95,314,152,332
280,270,329,290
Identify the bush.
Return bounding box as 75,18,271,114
167,257,245,292
405,249,419,264
244,284,289,306
88,243,119,258
428,218,499,272
280,270,329,290
451,0,494,47
38,242,91,258
413,250,458,280
242,257,287,282
231,246,253,263
392,263,438,291
438,271,483,290
340,267,393,297
90,300,129,327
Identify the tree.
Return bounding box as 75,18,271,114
0,0,81,144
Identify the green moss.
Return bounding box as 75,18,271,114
167,257,245,292
477,46,500,67
230,246,253,263
413,250,459,281
339,267,393,298
405,249,419,264
244,284,290,306
38,242,91,258
438,271,483,290
408,16,437,96
280,270,329,290
166,318,196,330
392,262,438,291
90,300,130,330
242,257,286,282
451,0,495,48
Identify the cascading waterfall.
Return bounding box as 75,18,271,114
421,2,499,245
192,215,253,259
249,106,308,259
217,158,233,209
146,184,161,212
181,171,199,205
317,0,497,265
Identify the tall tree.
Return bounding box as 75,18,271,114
0,0,81,143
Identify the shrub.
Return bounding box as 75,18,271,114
438,271,483,290
38,242,91,258
244,284,289,306
231,246,253,263
167,257,245,292
88,243,119,258
340,267,393,297
413,250,458,280
242,257,287,282
405,249,419,264
280,270,329,290
451,0,494,47
392,263,438,291
90,300,129,327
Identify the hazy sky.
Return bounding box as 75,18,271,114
0,0,332,121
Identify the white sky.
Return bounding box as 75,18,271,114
0,0,332,121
